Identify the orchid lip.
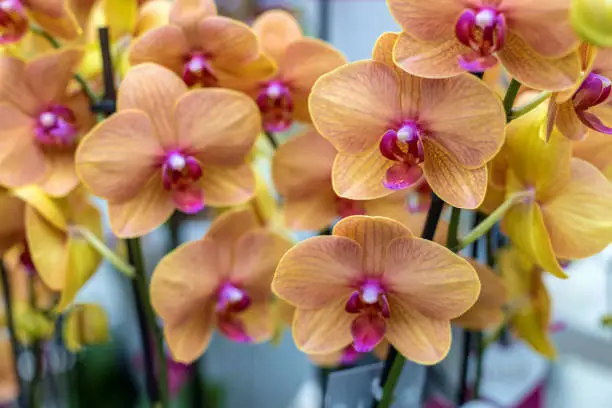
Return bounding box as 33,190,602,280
182,52,217,87
0,0,28,44
257,80,294,132
35,105,78,147
455,7,506,66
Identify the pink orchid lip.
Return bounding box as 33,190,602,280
182,51,218,87
573,73,612,134
35,105,79,147
455,7,506,72
339,344,362,365
351,313,386,353
256,80,294,132
0,0,28,44
379,122,425,191
161,151,205,214
345,280,390,351
217,313,252,343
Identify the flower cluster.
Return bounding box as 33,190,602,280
0,0,612,406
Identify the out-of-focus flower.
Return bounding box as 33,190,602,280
237,10,346,132
309,32,505,208
63,303,110,352
499,246,556,358
3,243,55,310
0,189,24,256
454,259,507,330
549,46,612,140
0,0,80,44
25,187,102,312
76,64,260,238
128,0,273,88
499,102,612,278
0,337,17,404
0,48,94,197
10,302,54,344
571,0,612,47
388,0,581,91
78,0,171,81
572,131,612,179
150,208,292,363
272,127,410,231
273,216,480,364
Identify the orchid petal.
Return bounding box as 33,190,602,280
292,298,353,354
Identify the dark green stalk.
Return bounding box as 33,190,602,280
503,79,521,121
265,131,278,149
28,274,43,408
446,207,462,249
375,194,445,408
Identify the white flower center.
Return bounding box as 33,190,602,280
39,112,56,128
476,9,496,29
266,83,282,99
361,284,379,304
225,286,244,303
397,125,416,142
188,58,204,73
167,153,186,171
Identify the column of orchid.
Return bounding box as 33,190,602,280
0,0,611,407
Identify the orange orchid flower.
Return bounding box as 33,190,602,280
0,338,17,404
0,0,80,44
273,216,480,364
240,10,346,132
76,63,261,238
150,208,292,363
388,0,581,91
0,189,25,256
572,131,612,180
128,0,274,88
273,127,413,231
499,246,556,358
25,187,102,312
309,32,505,209
0,48,95,197
499,102,612,278
549,46,612,140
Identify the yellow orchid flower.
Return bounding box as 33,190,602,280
499,246,556,359
63,303,110,352
499,102,612,278
25,187,102,312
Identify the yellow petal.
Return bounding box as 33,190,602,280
423,139,488,209
201,163,255,207
384,237,480,320
332,146,394,200
63,303,110,352
292,298,353,354
13,185,66,230
104,0,138,39
333,215,412,276
273,235,361,309
541,159,612,259
502,201,567,278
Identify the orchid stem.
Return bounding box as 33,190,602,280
503,78,521,120
511,91,551,120
376,194,444,408
29,25,99,107
0,261,23,405
28,275,43,408
71,226,135,278
446,207,462,249
457,191,531,251
127,238,170,408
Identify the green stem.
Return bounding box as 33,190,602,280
29,25,98,106
457,191,532,251
264,131,278,149
511,91,551,120
503,78,521,120
71,226,135,278
0,262,23,403
446,207,462,249
28,274,43,408
127,238,170,408
473,332,484,399
376,356,405,408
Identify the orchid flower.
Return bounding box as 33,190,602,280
309,32,505,208
388,0,581,91
273,215,480,364
76,63,261,237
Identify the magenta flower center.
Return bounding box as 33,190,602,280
182,51,217,87
339,344,363,365
379,121,425,191
35,105,78,147
572,72,612,134
256,80,294,132
336,197,366,219
455,7,506,72
161,152,203,191
0,0,27,44
345,280,389,352
215,282,253,343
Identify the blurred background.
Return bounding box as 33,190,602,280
3,0,612,407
